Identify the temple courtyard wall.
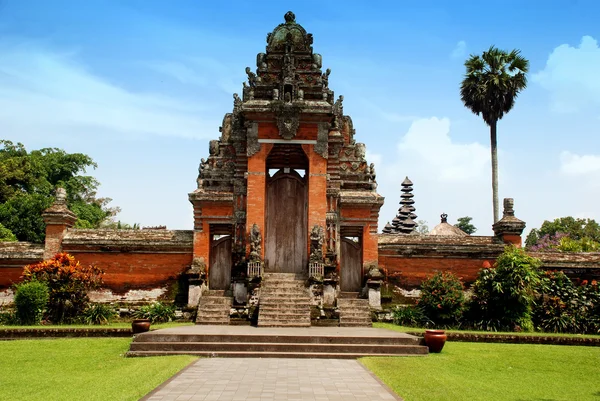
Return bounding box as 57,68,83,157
1,229,599,303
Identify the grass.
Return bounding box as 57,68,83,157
0,338,196,401
362,341,600,401
0,321,194,330
374,322,600,338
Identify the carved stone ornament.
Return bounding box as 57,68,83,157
246,121,260,156
273,102,301,140
249,223,262,262
314,122,329,158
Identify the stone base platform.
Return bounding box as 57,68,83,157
127,325,427,358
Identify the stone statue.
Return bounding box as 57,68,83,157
309,225,324,262
256,53,267,70
369,163,376,182
322,68,331,89
333,95,344,115
284,91,291,103
245,67,259,87
209,140,219,156
354,143,366,160
249,223,262,262
233,93,242,111
312,53,322,69
272,88,279,100
220,114,232,142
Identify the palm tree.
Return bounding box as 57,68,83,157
460,46,529,223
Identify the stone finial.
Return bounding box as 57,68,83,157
503,198,515,217
440,213,448,223
55,187,67,205
493,197,526,246
284,11,296,23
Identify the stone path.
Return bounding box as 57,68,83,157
142,358,402,401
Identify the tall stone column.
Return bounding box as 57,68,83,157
42,188,77,260
493,198,526,247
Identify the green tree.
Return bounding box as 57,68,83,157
460,47,529,223
0,222,16,242
0,141,118,242
454,216,477,235
526,217,600,247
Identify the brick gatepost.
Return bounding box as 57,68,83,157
42,188,77,260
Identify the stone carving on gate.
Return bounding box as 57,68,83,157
309,225,325,263
249,223,262,262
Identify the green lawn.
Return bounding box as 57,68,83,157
374,322,600,339
0,338,196,401
362,342,600,401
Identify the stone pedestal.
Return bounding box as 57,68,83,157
42,188,76,260
367,279,382,310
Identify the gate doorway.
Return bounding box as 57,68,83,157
265,169,307,273
340,234,362,292
209,234,232,290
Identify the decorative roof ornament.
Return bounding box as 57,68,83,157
430,213,468,237
390,177,418,234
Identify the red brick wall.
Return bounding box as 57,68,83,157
379,254,494,288
246,143,272,258
65,251,193,293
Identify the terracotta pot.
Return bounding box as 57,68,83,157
424,329,447,353
131,318,151,334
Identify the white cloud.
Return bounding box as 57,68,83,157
451,40,467,59
149,61,208,87
0,39,216,141
560,151,600,176
374,117,494,234
397,117,489,182
533,36,600,113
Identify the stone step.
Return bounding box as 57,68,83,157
338,292,360,299
337,299,369,305
133,333,422,346
259,302,310,308
198,303,232,310
199,297,232,305
129,341,425,354
257,322,311,328
127,350,426,359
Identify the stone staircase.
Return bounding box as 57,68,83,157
257,273,311,327
196,290,232,325
338,293,372,327
127,326,428,358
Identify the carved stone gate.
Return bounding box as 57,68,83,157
265,169,307,273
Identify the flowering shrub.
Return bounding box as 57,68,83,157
134,302,175,323
533,271,600,334
417,271,465,327
22,253,103,323
466,246,541,332
528,232,600,252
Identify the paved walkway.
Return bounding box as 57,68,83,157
142,358,402,401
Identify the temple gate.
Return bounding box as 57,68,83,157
188,11,384,325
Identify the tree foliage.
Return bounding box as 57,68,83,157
460,46,529,223
454,216,477,235
526,217,600,245
0,140,118,242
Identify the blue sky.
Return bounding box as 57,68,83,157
1,0,599,235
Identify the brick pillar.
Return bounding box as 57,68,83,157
303,144,328,257
42,188,77,260
246,144,272,259
493,198,526,247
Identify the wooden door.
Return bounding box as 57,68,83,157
209,235,232,290
265,170,307,273
340,237,362,291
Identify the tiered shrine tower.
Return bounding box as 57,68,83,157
189,12,384,299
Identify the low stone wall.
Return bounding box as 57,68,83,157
0,242,44,289
378,235,600,289
378,234,504,288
